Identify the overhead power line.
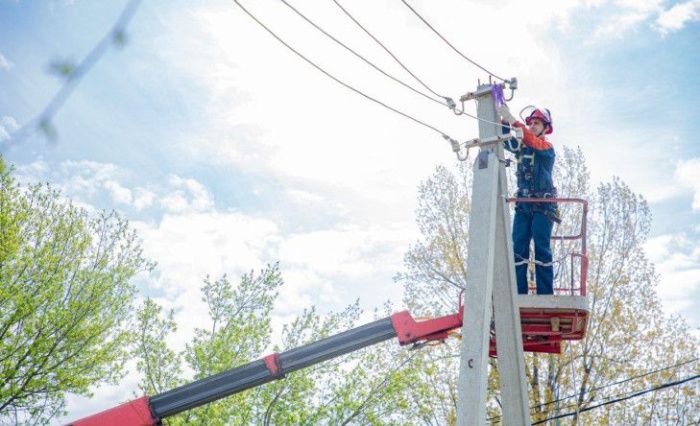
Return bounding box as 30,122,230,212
532,356,700,412
487,356,700,423
399,0,507,82
534,376,695,426
531,374,700,425
330,0,517,132
278,0,446,107
330,0,448,102
232,0,454,139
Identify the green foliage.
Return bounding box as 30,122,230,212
182,267,282,424
135,268,426,425
48,59,76,79
133,299,182,396
0,156,154,424
113,30,128,47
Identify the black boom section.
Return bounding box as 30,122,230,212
150,358,272,417
150,317,397,418
280,317,396,372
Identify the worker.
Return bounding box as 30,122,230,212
498,104,559,295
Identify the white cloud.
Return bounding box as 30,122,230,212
0,52,13,71
674,157,700,210
0,115,19,141
60,160,119,193
159,192,189,212
103,179,133,205
131,211,281,350
286,188,325,205
135,211,279,295
159,175,213,213
588,0,700,39
592,11,650,39
615,0,664,13
589,0,662,40
125,208,413,353
132,187,156,210
14,159,221,215
15,159,120,201
280,226,404,278
644,233,700,326
277,223,411,311
656,0,700,34
153,0,583,228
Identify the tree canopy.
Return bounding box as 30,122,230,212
395,147,699,424
0,157,153,424
134,264,424,425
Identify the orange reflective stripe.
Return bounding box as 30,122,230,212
514,122,552,151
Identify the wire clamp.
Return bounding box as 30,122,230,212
505,77,518,101
513,127,524,140
445,135,470,162
508,77,518,90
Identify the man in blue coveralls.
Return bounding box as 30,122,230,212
498,105,560,295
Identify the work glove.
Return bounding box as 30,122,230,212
545,207,562,224
498,104,517,125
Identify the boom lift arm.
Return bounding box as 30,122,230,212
70,307,464,426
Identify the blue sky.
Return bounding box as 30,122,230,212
1,0,700,421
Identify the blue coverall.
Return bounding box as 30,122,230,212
503,123,556,295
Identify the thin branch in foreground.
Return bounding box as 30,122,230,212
3,0,142,146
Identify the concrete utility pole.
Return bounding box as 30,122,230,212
456,84,531,426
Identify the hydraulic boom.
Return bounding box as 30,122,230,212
70,307,463,425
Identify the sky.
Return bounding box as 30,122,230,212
1,0,699,421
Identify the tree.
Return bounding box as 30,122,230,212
133,299,182,396
395,147,699,424
0,156,154,425
393,161,472,425
134,265,425,425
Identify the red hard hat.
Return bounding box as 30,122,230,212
525,108,553,135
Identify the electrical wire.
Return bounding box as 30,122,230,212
287,0,513,134
486,357,700,423
538,384,665,426
279,0,448,108
399,0,507,82
233,0,454,139
331,0,516,130
330,0,448,102
532,356,700,411
531,374,700,425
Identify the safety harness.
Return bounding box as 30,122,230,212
504,131,561,224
